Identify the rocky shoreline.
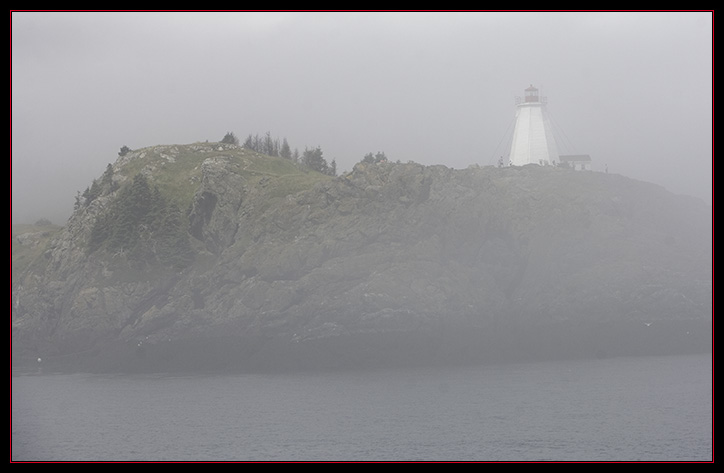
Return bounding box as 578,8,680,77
13,318,712,374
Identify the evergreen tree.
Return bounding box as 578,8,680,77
221,132,239,145
155,202,195,269
101,173,152,251
106,200,137,251
361,151,388,164
245,133,262,152
128,174,154,225
302,146,329,174
280,138,291,159
82,179,102,206
100,163,118,194
147,186,166,225
101,163,113,187
241,131,288,158
87,172,196,268
88,211,111,252
263,132,276,156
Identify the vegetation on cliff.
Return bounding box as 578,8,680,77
87,173,195,269
11,140,712,371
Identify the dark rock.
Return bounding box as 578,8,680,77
12,144,712,372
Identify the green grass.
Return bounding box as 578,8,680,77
116,142,330,212
12,143,332,280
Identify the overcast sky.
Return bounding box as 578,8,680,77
11,11,712,224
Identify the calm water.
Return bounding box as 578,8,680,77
12,354,712,462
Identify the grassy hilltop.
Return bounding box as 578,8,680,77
12,141,712,372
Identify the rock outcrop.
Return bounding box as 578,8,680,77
12,143,712,372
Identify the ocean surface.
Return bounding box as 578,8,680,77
12,353,712,462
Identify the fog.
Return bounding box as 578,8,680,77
11,11,712,225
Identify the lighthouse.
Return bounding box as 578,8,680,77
508,85,559,166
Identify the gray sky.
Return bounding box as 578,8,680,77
11,11,713,224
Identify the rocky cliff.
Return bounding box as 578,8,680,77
12,142,712,372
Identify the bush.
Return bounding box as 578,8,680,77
302,146,335,175
221,132,239,145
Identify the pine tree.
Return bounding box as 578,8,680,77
243,134,254,149
155,202,195,269
302,146,329,174
88,212,111,252
280,138,291,159
221,132,239,145
100,163,118,194
87,172,195,267
100,173,152,251
361,151,388,164
83,179,102,206
128,174,153,224
263,132,275,156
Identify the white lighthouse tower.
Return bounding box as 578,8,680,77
508,85,559,166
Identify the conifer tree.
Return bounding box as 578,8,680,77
156,202,195,269
280,138,291,159
221,132,239,145
302,146,329,174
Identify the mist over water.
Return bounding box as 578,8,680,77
12,354,712,462
11,11,713,463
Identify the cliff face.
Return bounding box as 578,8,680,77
12,143,712,371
